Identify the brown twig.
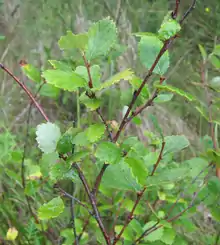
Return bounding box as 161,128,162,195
72,164,111,245
150,141,166,176
172,0,181,19
82,53,93,89
0,63,49,122
77,218,90,244
113,188,146,244
180,0,196,24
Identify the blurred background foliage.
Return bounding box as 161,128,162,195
0,0,220,244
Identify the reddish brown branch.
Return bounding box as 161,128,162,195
92,163,108,196
172,0,181,19
180,0,196,24
113,187,146,244
72,164,111,245
151,141,166,176
82,53,93,89
0,63,49,122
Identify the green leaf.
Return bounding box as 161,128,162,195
0,35,5,40
95,142,122,164
139,35,170,75
85,123,105,142
79,92,101,110
50,160,71,182
75,65,101,88
155,85,195,101
42,70,86,92
38,197,64,220
163,135,190,155
125,157,148,185
210,76,220,92
24,180,40,196
57,134,73,154
209,55,220,69
133,32,158,37
48,60,73,71
86,18,117,61
97,69,133,91
67,151,89,163
36,122,61,153
72,131,90,147
39,83,60,98
161,228,176,245
58,31,88,50
207,176,220,194
143,221,164,242
158,19,181,41
213,44,220,56
154,93,173,103
21,64,41,83
101,159,141,191
198,44,207,61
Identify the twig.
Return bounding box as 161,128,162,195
57,187,94,217
92,163,108,196
82,53,93,89
113,187,146,244
172,0,181,19
77,218,90,244
150,141,165,176
72,164,111,245
180,0,196,24
0,63,49,122
96,108,113,141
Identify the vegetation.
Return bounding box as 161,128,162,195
0,1,220,244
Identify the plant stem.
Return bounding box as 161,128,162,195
0,63,49,122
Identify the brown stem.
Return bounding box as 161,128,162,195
72,164,111,245
82,53,93,89
113,188,146,244
180,0,197,24
0,63,49,122
150,141,166,176
172,0,181,19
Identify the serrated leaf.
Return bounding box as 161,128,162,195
42,70,86,91
155,85,195,101
75,65,101,88
49,60,73,71
56,134,73,154
101,159,141,191
139,35,170,75
161,228,176,245
143,221,164,242
85,123,105,142
163,135,190,155
38,197,64,220
97,69,133,91
125,157,148,186
58,31,88,50
95,142,122,164
158,19,181,41
79,92,101,110
198,44,207,61
72,131,90,147
86,18,117,60
36,122,61,153
21,64,41,83
154,93,173,103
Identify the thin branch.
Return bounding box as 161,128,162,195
172,0,181,19
57,187,94,217
113,187,146,244
96,108,113,141
82,53,93,89
151,142,165,176
77,218,90,244
92,163,108,196
70,183,79,245
72,164,111,245
180,0,196,24
0,63,49,122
